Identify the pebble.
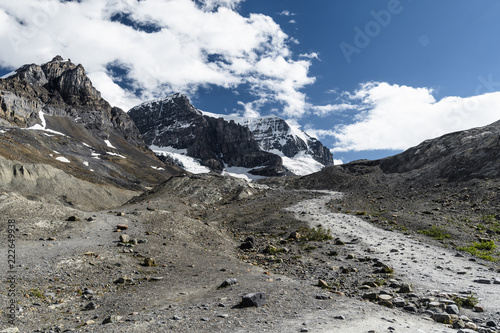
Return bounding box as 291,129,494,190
241,292,266,307
219,278,238,289
102,315,122,324
473,279,492,284
446,304,460,315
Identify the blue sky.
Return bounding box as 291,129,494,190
1,0,500,163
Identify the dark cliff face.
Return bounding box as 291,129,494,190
129,94,286,176
0,56,181,190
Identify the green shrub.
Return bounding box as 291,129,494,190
418,226,450,240
297,226,333,242
454,294,478,308
458,240,498,261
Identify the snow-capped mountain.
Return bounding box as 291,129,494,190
128,93,333,177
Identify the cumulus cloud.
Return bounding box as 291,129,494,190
0,0,314,115
330,82,500,152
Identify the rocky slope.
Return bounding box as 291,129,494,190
128,93,333,176
0,56,182,209
375,119,500,181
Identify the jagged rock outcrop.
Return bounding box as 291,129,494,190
0,56,182,202
129,93,286,176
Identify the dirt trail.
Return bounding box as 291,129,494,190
286,191,500,332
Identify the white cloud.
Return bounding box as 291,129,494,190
278,10,295,16
310,103,358,116
0,0,314,115
299,52,319,60
331,82,500,152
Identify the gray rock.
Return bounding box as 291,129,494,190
403,305,418,313
241,292,266,307
119,234,129,243
457,330,477,333
393,297,406,307
474,279,492,284
218,278,238,289
432,313,453,324
85,302,97,310
398,283,413,293
446,304,460,315
486,321,497,327
102,315,122,324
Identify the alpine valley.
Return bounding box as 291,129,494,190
0,58,499,333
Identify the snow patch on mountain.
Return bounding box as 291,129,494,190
151,145,210,174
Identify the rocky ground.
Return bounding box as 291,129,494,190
0,172,499,333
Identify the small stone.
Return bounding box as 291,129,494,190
218,278,238,289
66,216,80,222
218,314,229,318
362,293,379,301
201,317,209,322
403,305,418,313
473,279,492,284
432,313,452,324
452,319,466,329
116,212,125,216
486,321,497,327
393,297,406,307
146,207,157,211
102,315,122,324
473,305,485,313
116,224,128,230
316,294,329,300
87,217,94,222
288,231,301,240
85,302,97,310
300,328,309,333
493,277,500,285
379,294,393,301
172,315,182,320
119,234,129,243
334,315,345,320
335,238,345,245
130,239,138,245
47,237,57,241
446,304,460,315
83,320,95,326
144,258,157,266
0,328,19,333
317,279,329,288
241,292,266,307
465,322,478,330
398,283,413,293
458,329,477,333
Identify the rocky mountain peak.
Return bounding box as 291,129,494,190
0,57,181,194
129,93,334,176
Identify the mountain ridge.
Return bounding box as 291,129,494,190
129,93,333,176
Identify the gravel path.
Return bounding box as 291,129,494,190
287,190,500,332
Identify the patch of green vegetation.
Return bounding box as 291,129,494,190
482,214,497,224
458,240,498,262
454,294,479,308
29,288,45,299
355,211,367,216
418,226,451,240
297,226,333,242
264,245,287,255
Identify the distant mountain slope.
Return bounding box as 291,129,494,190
374,119,500,181
0,56,182,209
128,93,333,176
